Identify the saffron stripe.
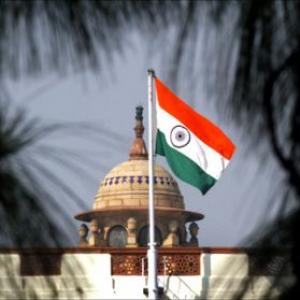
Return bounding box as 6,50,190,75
155,77,236,160
156,129,216,194
157,104,229,180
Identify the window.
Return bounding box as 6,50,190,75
108,225,127,247
138,225,162,247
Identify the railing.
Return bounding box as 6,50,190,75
111,248,201,275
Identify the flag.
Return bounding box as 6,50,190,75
155,77,236,194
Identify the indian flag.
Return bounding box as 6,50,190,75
155,77,236,194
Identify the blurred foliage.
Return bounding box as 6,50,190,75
0,98,69,246
0,0,183,77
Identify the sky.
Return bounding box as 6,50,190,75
6,33,284,247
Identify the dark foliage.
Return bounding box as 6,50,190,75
0,0,183,77
211,2,300,298
0,99,66,246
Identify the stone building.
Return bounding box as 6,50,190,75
0,107,291,299
75,106,203,249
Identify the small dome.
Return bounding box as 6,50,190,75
93,160,185,210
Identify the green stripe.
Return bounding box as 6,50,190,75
156,129,216,194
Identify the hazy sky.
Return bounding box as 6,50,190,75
7,34,284,247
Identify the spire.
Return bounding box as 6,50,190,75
129,106,148,160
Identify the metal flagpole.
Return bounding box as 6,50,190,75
147,68,158,299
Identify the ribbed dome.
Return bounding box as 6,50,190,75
93,160,185,210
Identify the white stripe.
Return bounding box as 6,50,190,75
156,104,230,180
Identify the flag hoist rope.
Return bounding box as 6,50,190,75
147,69,158,299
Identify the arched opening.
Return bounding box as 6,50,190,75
108,225,127,247
138,225,162,247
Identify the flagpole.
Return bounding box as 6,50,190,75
147,68,157,299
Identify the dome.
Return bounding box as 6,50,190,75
74,106,203,248
93,160,184,210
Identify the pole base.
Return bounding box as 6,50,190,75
143,286,164,297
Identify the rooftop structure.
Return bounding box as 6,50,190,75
0,107,291,299
75,106,203,248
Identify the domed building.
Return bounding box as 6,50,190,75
0,107,290,300
75,106,203,248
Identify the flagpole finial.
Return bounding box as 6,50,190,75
129,106,148,160
148,69,155,77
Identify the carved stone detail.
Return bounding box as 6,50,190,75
111,253,200,275
126,217,138,248
78,224,89,247
162,220,180,247
89,219,105,246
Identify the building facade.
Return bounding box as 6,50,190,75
0,107,291,299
